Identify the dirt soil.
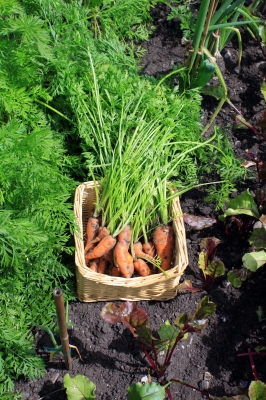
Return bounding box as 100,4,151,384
15,3,266,400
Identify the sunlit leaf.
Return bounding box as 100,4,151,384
158,321,179,349
205,260,225,279
177,280,202,293
100,302,121,324
234,114,254,130
242,251,266,271
249,380,266,400
219,190,260,221
174,313,189,329
63,374,96,400
130,306,149,328
190,296,216,321
128,382,166,400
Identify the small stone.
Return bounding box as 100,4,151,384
199,379,210,390
204,372,212,381
223,50,231,59
51,372,59,384
21,392,30,399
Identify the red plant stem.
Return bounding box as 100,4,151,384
165,386,172,400
151,339,160,372
238,352,266,357
139,341,159,375
236,115,263,139
248,348,258,381
170,378,212,398
162,332,188,377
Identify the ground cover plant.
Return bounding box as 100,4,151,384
1,1,266,399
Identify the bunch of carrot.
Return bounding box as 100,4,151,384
81,55,224,280
82,57,214,278
84,216,175,278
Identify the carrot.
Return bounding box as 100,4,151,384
86,235,116,261
142,242,156,258
152,225,174,271
133,242,155,262
133,258,151,277
90,227,110,246
89,258,99,272
84,217,99,254
117,225,131,246
97,256,108,274
102,248,114,263
113,240,134,278
110,264,122,277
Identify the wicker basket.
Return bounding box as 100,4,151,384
74,181,188,302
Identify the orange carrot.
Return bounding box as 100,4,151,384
133,242,155,262
97,256,108,274
102,248,114,263
142,242,156,258
133,258,151,277
89,258,99,272
117,225,131,246
152,225,174,271
86,235,116,261
113,241,134,278
110,264,122,277
90,227,110,246
84,217,99,254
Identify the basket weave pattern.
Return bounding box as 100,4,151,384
74,181,188,302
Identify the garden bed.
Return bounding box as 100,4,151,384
14,3,266,400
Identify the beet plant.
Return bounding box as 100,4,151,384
219,188,266,287
101,298,216,399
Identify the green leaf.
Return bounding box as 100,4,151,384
63,374,96,400
128,382,166,400
190,296,216,321
174,313,189,329
234,114,255,130
219,190,260,221
201,86,225,100
249,228,266,250
261,81,266,101
205,260,225,279
249,380,266,400
227,268,248,288
158,320,179,349
242,251,266,272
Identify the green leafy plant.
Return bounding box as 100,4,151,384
128,381,169,400
101,298,216,399
198,237,225,291
219,188,266,287
63,374,96,400
165,0,196,39
178,0,264,135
